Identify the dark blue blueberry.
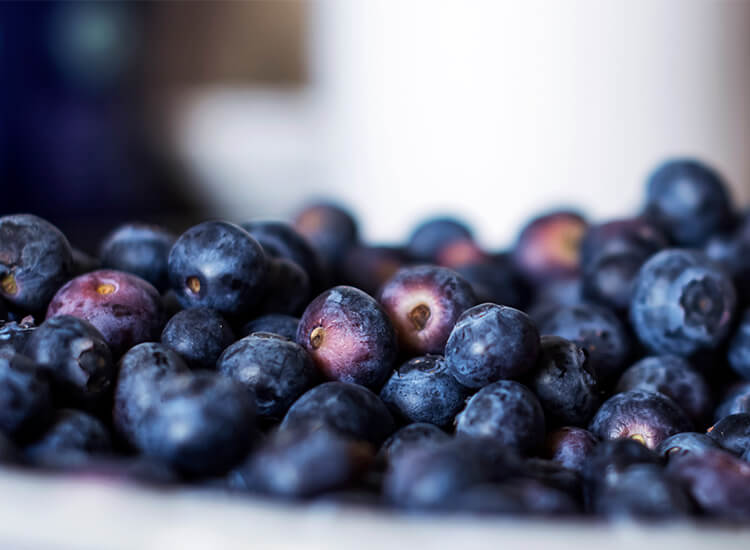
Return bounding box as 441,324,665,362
447,485,527,516
379,355,468,428
545,427,599,473
630,249,736,356
137,371,256,476
293,203,358,272
24,315,114,409
728,309,750,380
527,336,601,427
581,249,648,312
281,382,395,446
589,390,692,450
504,479,581,516
615,355,711,425
253,258,310,316
377,423,450,465
0,432,21,465
161,307,235,370
297,286,397,389
0,214,73,313
704,229,750,303
657,432,719,460
539,303,630,382
455,380,545,455
167,221,267,317
46,270,165,356
521,458,583,500
0,316,37,355
25,409,112,467
0,351,53,442
113,343,190,447
453,254,530,310
99,223,176,292
241,314,299,341
527,279,583,326
446,303,540,388
580,217,669,269
406,216,473,263
378,266,476,355
71,248,100,277
0,298,7,321
715,382,750,421
644,158,733,246
707,413,750,457
217,332,317,420
340,245,408,297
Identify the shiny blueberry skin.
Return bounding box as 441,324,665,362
715,382,750,421
217,333,317,420
707,413,750,457
456,380,545,455
24,315,115,409
297,286,397,389
589,390,692,450
657,432,719,460
99,223,176,292
728,309,750,380
539,303,630,382
254,258,310,317
167,221,267,317
161,307,235,370
293,203,358,272
0,214,73,313
528,336,601,427
113,343,191,447
0,317,37,355
377,423,450,465
340,246,408,297
0,351,52,442
281,382,395,446
615,355,711,425
545,427,599,473
241,314,299,341
406,216,473,263
24,409,112,467
379,355,468,429
378,266,476,355
46,270,165,357
137,372,256,476
446,303,540,388
630,249,736,356
644,159,733,246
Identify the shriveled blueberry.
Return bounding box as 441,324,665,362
0,316,37,355
545,427,599,473
378,266,476,355
253,258,310,316
377,423,450,465
446,303,540,388
281,382,394,446
0,351,52,442
715,382,750,421
24,315,114,409
293,203,358,271
161,307,235,370
539,304,630,382
379,355,468,428
455,380,545,455
707,413,750,457
406,216,473,263
217,333,317,420
297,286,397,389
99,223,176,292
25,409,112,467
241,314,299,341
615,355,711,425
657,432,719,460
728,309,750,380
528,336,601,427
589,390,692,450
0,214,73,312
46,269,165,356
340,245,407,297
167,221,267,317
630,249,736,356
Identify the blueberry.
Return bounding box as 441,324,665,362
581,249,648,312
137,371,256,476
0,298,6,321
25,409,112,467
707,413,750,457
297,286,397,389
161,307,235,370
0,316,37,355
406,216,473,263
704,230,750,303
455,380,545,455
167,221,267,317
657,432,719,460
539,304,630,382
377,423,450,465
527,279,583,326
0,214,73,313
545,427,599,473
99,223,176,292
254,258,310,317
446,303,540,388
379,355,468,428
644,158,733,246
378,266,476,355
0,351,53,442
293,203,358,271
580,217,669,269
521,458,583,500
217,333,317,420
715,382,750,421
46,269,165,356
24,315,115,409
527,336,601,427
589,390,692,449
340,246,407,297
241,314,299,341
0,432,21,465
614,355,711,425
512,210,587,284
434,238,489,269
630,249,736,356
281,382,395,446
502,479,581,516
453,255,530,310
728,309,750,380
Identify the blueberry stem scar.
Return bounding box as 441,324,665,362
310,326,326,349
408,304,431,331
1,274,17,295
96,283,116,296
187,276,201,294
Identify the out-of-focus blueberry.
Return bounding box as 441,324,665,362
241,314,299,341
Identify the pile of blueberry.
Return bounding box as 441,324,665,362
2,158,750,522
